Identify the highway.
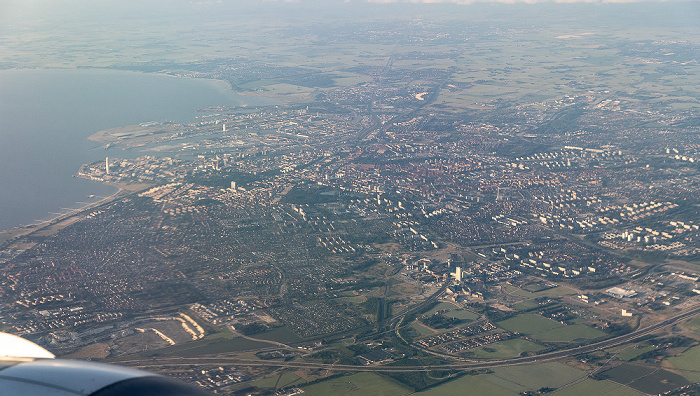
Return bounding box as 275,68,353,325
120,304,700,373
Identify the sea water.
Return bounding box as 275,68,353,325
0,68,268,231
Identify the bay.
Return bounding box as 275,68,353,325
0,68,268,231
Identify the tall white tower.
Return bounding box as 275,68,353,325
105,157,110,174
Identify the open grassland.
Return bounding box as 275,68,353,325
469,338,544,359
302,373,411,396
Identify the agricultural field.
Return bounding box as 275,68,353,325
468,338,544,359
302,373,411,396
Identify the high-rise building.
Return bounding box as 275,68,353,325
105,157,110,174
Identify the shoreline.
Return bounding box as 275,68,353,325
0,67,274,246
0,182,153,248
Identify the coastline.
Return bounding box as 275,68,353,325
0,67,265,238
0,182,153,248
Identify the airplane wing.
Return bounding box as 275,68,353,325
0,333,211,395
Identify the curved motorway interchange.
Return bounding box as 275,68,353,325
120,304,700,373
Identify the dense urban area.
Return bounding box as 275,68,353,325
1,3,700,395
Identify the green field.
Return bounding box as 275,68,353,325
410,322,437,336
552,379,645,396
628,369,690,395
504,285,577,299
489,362,587,390
254,327,303,344
444,310,479,321
423,301,479,321
617,345,655,361
415,374,519,396
302,373,411,396
668,344,700,382
513,299,539,311
252,371,305,390
681,316,700,332
496,314,603,342
534,325,606,342
498,314,563,334
343,296,367,304
469,338,544,359
600,363,655,384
